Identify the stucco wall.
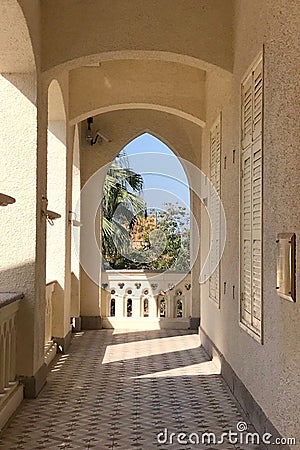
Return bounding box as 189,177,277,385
0,73,39,375
201,0,300,442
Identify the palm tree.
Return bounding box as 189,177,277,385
102,161,146,268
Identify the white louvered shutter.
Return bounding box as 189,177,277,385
209,114,221,307
253,60,263,141
241,73,253,150
251,140,262,334
240,53,263,339
241,149,252,324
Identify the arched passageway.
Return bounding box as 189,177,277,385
0,1,299,446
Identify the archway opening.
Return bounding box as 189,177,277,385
100,132,194,329
45,80,68,349
102,133,191,272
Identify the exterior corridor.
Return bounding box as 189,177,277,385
0,330,263,450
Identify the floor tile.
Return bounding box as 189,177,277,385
0,330,266,449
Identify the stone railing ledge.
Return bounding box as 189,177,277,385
0,292,24,310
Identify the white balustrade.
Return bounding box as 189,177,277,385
45,282,55,347
0,298,20,394
101,271,191,328
44,282,57,365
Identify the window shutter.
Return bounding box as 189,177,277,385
251,140,262,335
209,114,221,307
240,52,263,340
241,73,253,150
253,60,263,140
241,150,252,323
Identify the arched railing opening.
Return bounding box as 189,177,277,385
126,299,133,317
159,297,166,318
176,299,183,318
110,298,116,317
143,298,149,317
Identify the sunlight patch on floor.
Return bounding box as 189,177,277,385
132,360,221,378
102,334,200,364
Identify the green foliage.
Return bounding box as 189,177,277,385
102,153,190,271
142,203,191,271
102,161,146,266
103,193,190,271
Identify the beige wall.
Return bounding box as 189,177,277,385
0,0,36,72
201,0,300,442
0,73,38,375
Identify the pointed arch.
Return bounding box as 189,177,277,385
70,103,205,128
113,130,195,195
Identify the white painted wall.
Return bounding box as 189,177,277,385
70,125,81,317
0,73,39,376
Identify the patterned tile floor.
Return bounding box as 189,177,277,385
0,330,265,450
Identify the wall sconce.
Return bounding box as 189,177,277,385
68,211,82,227
45,210,61,225
0,193,16,207
42,196,61,225
85,117,111,146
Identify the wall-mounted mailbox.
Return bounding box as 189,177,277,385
276,233,296,302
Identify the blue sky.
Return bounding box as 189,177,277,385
119,133,190,211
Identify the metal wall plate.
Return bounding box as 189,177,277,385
276,233,296,302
